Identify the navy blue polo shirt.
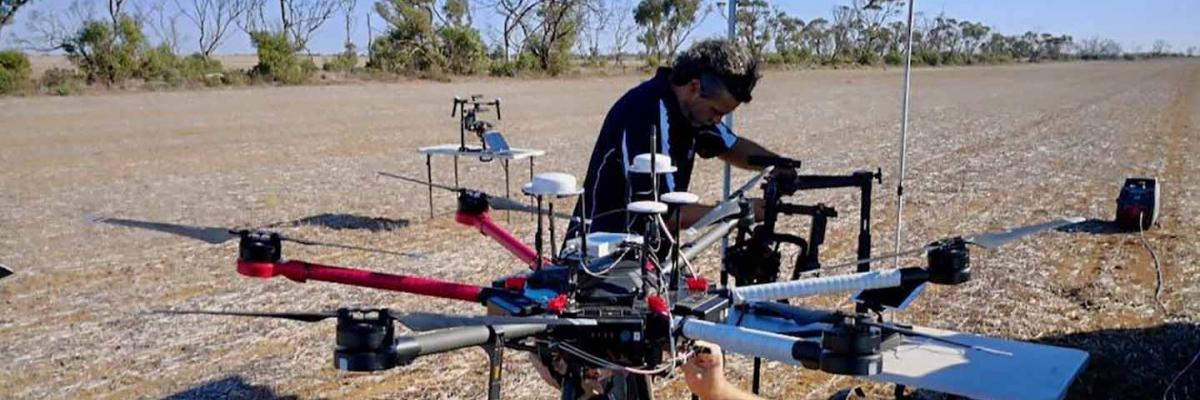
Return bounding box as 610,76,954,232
570,68,740,235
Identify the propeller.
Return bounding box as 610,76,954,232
377,171,572,219
396,312,597,332
744,303,1010,355
92,216,421,258
152,308,597,331
152,309,337,322
0,263,12,280
817,216,1086,272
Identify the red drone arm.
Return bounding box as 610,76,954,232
455,211,543,269
237,259,486,303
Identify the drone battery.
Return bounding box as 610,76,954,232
1115,177,1159,231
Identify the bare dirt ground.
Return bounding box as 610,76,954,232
1,60,1198,400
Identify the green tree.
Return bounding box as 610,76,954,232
735,0,774,59
633,0,704,65
524,0,584,74
62,15,149,85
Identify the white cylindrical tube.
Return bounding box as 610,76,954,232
680,319,805,367
733,269,904,303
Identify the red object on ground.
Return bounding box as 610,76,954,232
237,260,486,303
687,277,709,292
456,211,544,269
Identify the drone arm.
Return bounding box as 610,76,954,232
681,319,819,368
238,260,489,303
455,211,543,269
732,267,928,303
394,324,547,366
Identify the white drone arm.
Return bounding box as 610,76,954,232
679,318,815,367
732,268,911,303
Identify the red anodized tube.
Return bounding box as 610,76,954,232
454,211,543,269
238,259,486,303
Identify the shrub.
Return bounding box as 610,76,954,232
489,60,519,77
856,50,883,66
438,26,486,75
323,43,359,72
249,31,314,84
883,51,904,65
0,50,32,94
39,68,84,95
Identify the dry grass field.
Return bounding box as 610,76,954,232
1,60,1198,399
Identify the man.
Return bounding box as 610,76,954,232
571,38,783,235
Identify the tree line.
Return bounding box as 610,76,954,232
0,0,1194,95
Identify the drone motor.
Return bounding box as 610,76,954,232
819,316,884,376
334,309,400,372
927,237,971,285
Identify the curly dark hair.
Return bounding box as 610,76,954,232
669,39,761,103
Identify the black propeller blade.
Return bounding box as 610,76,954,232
820,216,1085,271
963,217,1085,249
745,304,1010,356
0,263,12,280
152,309,338,322
152,308,597,331
859,320,1012,356
377,171,572,219
396,312,598,332
94,217,237,244
92,216,421,258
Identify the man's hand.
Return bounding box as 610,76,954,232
683,341,728,399
683,342,765,400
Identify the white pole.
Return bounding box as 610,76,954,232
721,0,737,280
893,0,917,267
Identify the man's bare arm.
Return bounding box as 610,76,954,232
718,137,778,171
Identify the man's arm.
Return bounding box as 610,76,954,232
718,137,778,171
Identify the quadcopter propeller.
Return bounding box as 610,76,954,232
396,312,598,332
377,171,571,219
152,308,597,330
819,216,1085,272
152,309,337,322
0,263,12,280
92,216,421,258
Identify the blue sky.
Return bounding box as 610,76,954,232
3,0,1198,55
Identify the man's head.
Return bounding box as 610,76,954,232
669,39,761,127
